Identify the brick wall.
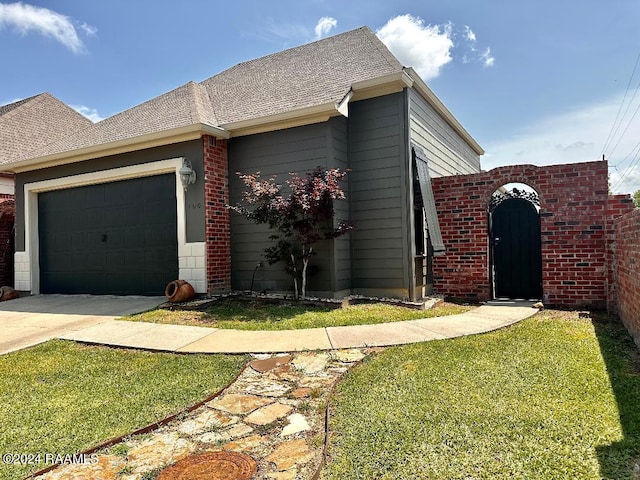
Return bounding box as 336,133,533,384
605,195,636,311
432,161,619,308
0,200,15,287
203,135,231,293
613,208,640,349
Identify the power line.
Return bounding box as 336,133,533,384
601,50,640,160
611,142,640,192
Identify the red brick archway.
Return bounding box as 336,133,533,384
431,160,634,309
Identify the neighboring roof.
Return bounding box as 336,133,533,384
0,93,93,166
33,82,220,159
3,26,483,172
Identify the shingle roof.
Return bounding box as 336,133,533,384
33,82,218,158
5,27,403,166
0,93,93,166
202,26,403,125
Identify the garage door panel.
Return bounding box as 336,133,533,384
38,174,178,295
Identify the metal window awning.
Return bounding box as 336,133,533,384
413,145,445,256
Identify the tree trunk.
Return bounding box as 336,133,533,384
301,246,312,299
290,253,299,299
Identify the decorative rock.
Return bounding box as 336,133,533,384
267,364,300,382
249,355,292,373
290,387,313,399
39,455,125,480
332,349,366,363
126,433,194,474
197,423,253,444
223,434,267,452
177,409,237,435
280,413,311,437
267,470,298,480
265,439,314,471
299,376,335,388
292,353,328,374
245,402,293,426
207,393,274,414
243,379,291,397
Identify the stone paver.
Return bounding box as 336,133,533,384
207,393,274,415
35,349,365,480
245,403,293,426
280,413,311,437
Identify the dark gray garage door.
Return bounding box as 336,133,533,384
38,174,178,295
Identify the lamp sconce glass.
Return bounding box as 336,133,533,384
179,158,196,190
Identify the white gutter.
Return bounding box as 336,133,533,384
220,100,349,137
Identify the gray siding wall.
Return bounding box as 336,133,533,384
408,88,480,178
14,139,205,251
228,117,349,296
329,117,351,293
348,92,411,297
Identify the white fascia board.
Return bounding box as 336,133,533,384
221,101,345,137
351,70,414,93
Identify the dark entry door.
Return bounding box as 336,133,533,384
491,198,542,299
39,174,178,295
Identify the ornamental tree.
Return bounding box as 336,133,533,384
229,166,354,299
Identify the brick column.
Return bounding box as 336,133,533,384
0,200,14,287
203,135,231,293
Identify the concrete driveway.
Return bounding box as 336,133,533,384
0,294,164,355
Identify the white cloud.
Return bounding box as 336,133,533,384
314,16,336,40
80,21,97,37
71,104,103,122
480,47,495,67
0,2,95,53
463,25,476,43
459,25,494,68
376,14,453,81
482,94,640,194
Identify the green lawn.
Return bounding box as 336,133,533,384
0,340,247,479
322,310,640,479
127,298,472,330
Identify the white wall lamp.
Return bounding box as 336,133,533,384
179,158,196,190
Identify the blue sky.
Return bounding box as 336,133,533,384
1,0,640,194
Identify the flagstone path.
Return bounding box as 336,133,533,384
36,348,377,480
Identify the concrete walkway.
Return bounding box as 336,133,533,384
58,300,538,353
0,295,164,355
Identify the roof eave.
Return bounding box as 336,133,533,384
404,67,485,156
2,123,229,174
221,101,346,138
350,70,414,100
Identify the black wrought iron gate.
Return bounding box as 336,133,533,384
490,197,542,300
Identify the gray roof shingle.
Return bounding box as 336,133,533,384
0,93,93,165
202,26,403,125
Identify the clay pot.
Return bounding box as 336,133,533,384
0,286,19,302
165,280,195,303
